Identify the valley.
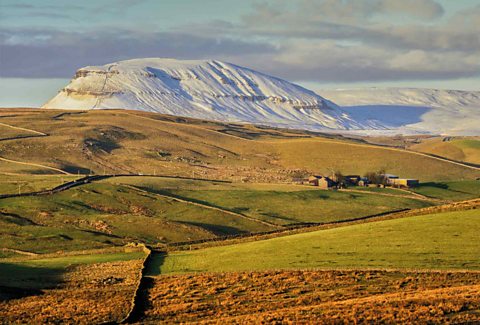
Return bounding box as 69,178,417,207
3,1,479,323
0,108,479,323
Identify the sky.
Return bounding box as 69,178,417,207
0,0,479,107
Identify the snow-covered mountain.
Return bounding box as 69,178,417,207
318,88,480,107
43,58,479,135
43,58,360,131
317,88,480,135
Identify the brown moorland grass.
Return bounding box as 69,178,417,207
0,125,34,140
140,270,480,324
0,108,478,182
410,137,480,165
0,257,144,324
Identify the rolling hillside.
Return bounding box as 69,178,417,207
0,175,439,255
410,137,480,165
0,108,478,182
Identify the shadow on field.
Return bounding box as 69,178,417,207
0,262,64,301
420,182,449,189
143,251,166,276
178,221,249,236
136,186,245,216
59,163,91,175
420,182,471,195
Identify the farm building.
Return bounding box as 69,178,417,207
358,177,369,187
389,178,420,188
307,175,337,189
383,174,399,181
344,175,361,186
383,174,419,188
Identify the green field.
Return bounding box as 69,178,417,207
0,174,79,195
0,182,273,254
106,177,431,225
154,188,429,225
2,175,478,256
150,209,480,275
412,180,480,201
344,186,406,195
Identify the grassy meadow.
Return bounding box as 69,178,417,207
0,177,435,254
2,175,478,256
0,182,274,254
115,178,432,225
0,174,80,195
151,209,480,274
412,180,480,201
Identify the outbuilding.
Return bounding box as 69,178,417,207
390,178,419,188
308,175,337,189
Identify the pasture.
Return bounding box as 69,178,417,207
104,176,431,225
151,209,480,274
412,180,480,201
411,137,480,165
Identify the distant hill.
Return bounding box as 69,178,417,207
318,88,480,136
410,137,480,165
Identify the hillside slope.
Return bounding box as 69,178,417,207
0,108,478,182
410,137,480,165
155,209,480,273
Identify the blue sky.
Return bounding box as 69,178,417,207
0,0,479,106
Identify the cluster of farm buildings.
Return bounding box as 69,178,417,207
296,174,419,190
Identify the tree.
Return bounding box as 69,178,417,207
333,170,345,183
364,169,387,185
333,170,347,188
291,170,308,180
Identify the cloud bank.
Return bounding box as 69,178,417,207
0,0,478,83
